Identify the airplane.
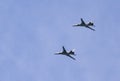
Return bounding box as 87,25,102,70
55,46,76,60
73,18,95,31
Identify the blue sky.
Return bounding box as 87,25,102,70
0,0,120,81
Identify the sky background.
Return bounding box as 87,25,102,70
0,0,120,81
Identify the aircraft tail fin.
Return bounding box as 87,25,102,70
88,22,94,26
69,49,75,55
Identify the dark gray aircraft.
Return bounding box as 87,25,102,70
55,46,76,60
73,18,95,31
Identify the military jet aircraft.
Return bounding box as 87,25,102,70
55,46,76,60
73,18,95,31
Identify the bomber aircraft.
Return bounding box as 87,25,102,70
55,46,76,60
73,18,95,31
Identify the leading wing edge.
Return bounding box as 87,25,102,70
62,46,67,53
86,26,95,31
67,55,76,60
81,18,85,24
